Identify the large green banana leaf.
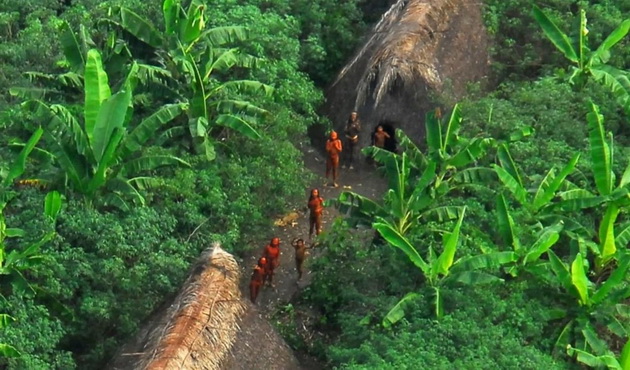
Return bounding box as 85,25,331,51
59,21,85,72
215,114,261,139
122,103,187,158
84,49,111,145
92,89,132,164
382,292,420,328
496,193,520,251
571,253,590,306
120,8,163,48
373,221,428,272
587,102,613,195
532,153,580,211
532,5,578,63
434,208,466,277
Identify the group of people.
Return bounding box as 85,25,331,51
325,111,392,187
249,110,393,304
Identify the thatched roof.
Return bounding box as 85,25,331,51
109,244,246,370
325,0,490,143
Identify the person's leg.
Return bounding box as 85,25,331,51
296,257,303,280
348,142,355,169
325,156,332,180
332,156,339,185
249,282,257,303
309,215,315,237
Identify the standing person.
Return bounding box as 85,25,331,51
291,238,311,280
343,111,361,170
307,189,324,239
325,130,343,187
249,257,267,304
262,237,281,288
372,125,391,149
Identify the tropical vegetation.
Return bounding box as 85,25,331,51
2,0,630,369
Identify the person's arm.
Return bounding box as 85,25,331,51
384,132,391,139
335,139,342,151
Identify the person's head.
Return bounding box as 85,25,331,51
349,111,358,122
376,125,384,132
296,238,304,247
310,188,319,199
271,237,280,247
329,130,338,140
258,257,267,267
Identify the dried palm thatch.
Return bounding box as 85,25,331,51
336,0,458,108
110,243,246,370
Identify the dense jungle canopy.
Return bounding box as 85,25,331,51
1,0,630,369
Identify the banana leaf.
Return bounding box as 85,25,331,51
120,8,163,48
496,193,520,251
122,103,187,158
2,127,43,187
599,204,620,263
84,49,111,145
44,191,62,221
373,221,428,271
59,21,85,72
532,153,580,211
496,144,523,186
592,19,630,65
442,104,462,152
523,223,563,265
450,251,518,273
203,26,248,47
162,0,179,35
571,253,590,306
435,208,466,277
591,254,630,305
532,5,578,63
493,164,528,205
215,113,261,139
443,271,504,285
92,89,132,163
121,155,190,175
382,292,420,328
587,102,613,195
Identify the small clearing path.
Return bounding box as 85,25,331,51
234,139,388,368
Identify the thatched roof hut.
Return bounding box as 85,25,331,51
324,0,490,144
108,243,300,370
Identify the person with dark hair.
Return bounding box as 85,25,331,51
307,189,324,239
291,238,312,280
343,111,361,170
372,125,390,149
249,257,267,303
325,131,343,187
262,237,281,288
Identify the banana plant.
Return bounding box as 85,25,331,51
567,337,630,369
0,314,20,358
336,107,495,235
546,250,630,355
376,208,515,322
493,143,580,216
553,103,630,269
0,127,44,208
0,191,62,297
25,49,189,209
495,193,565,277
366,105,495,193
109,0,273,160
533,6,630,114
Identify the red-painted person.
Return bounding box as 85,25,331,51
308,189,324,239
262,237,281,287
249,257,267,303
325,130,343,187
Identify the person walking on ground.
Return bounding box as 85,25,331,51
325,130,343,187
291,238,312,280
249,257,267,303
343,111,361,170
263,237,281,288
372,125,390,149
307,189,324,239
